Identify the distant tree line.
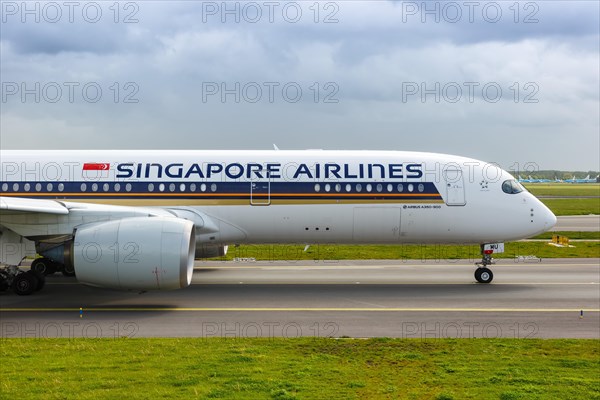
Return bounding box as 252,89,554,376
513,170,599,181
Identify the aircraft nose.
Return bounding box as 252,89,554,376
544,206,558,230
528,194,557,234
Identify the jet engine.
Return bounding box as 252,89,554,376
69,217,195,290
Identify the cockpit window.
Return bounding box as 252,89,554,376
502,179,524,194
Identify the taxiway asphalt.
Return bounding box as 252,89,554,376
553,215,599,231
1,259,598,339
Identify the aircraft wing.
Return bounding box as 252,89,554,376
0,197,207,290
0,196,191,239
0,196,69,215
0,196,232,241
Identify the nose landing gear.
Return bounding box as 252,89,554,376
474,244,502,284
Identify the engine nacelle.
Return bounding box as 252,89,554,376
72,217,195,290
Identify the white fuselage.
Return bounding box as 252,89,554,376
0,149,556,247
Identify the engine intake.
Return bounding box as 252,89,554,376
72,217,195,290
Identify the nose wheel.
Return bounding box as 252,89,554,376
475,245,496,283
474,267,493,283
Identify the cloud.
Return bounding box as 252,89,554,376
1,0,598,171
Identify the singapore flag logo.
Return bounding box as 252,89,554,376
83,163,110,171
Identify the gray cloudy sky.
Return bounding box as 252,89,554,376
1,1,599,171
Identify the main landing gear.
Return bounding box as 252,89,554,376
474,245,495,284
0,266,45,296
1,257,74,296
31,257,75,277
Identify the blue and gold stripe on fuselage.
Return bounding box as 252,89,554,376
0,181,444,206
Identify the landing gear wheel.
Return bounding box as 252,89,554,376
12,271,38,295
475,268,493,284
0,270,11,292
62,263,75,277
31,258,53,275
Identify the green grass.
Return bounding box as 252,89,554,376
540,198,600,215
524,183,600,197
1,338,598,399
214,242,600,261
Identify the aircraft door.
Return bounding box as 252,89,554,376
443,168,466,206
250,181,270,205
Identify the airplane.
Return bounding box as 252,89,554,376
517,175,532,183
0,150,557,294
517,175,551,184
565,175,598,184
529,175,552,183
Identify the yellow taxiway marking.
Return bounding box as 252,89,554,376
40,283,600,289
202,282,598,285
193,264,600,269
43,282,599,286
1,308,599,313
